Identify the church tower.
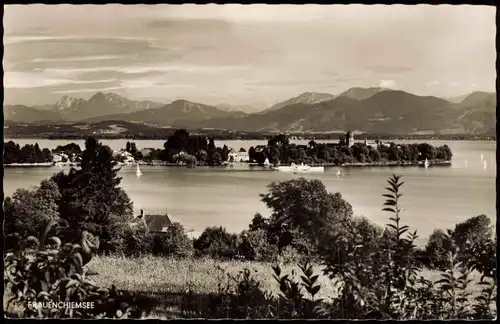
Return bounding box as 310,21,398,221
345,130,355,147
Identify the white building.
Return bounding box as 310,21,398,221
52,154,64,163
228,150,249,162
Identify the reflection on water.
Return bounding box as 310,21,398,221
3,140,496,244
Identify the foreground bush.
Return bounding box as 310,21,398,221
193,226,241,259
151,223,194,258
4,221,144,319
238,229,279,262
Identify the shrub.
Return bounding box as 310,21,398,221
4,179,61,241
452,215,494,266
151,223,194,258
4,221,143,319
422,229,454,270
248,213,269,232
193,226,240,259
122,223,153,257
238,229,279,262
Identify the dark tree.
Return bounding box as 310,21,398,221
193,226,240,259
51,137,134,248
211,151,223,166
221,145,230,162
259,178,354,252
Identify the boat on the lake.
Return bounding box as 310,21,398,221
274,162,324,173
263,158,271,167
483,159,488,170
136,164,143,177
336,169,342,177
424,158,430,168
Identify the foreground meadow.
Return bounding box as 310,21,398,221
88,255,487,319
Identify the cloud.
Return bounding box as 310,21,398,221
52,86,126,94
365,65,412,74
146,18,232,30
43,64,249,76
449,81,461,87
4,71,117,88
30,55,128,63
3,35,155,45
425,80,441,87
379,80,396,88
120,79,194,89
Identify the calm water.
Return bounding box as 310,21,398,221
3,139,496,244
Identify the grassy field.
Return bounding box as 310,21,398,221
4,254,491,319
89,255,487,319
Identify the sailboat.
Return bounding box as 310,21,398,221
136,164,143,177
336,169,342,177
483,159,488,170
424,158,430,168
263,158,271,167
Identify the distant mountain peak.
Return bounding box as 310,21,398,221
91,91,105,98
459,91,496,108
265,91,336,113
54,95,86,112
337,87,388,101
171,99,190,105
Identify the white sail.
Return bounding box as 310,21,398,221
483,160,488,170
336,169,341,176
264,158,270,166
424,158,429,168
136,164,143,177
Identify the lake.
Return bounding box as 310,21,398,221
3,139,496,244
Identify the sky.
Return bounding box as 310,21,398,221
3,4,496,108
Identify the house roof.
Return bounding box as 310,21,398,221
144,214,172,232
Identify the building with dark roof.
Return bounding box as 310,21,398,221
130,209,193,235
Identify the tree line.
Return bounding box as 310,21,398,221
249,134,453,165
3,141,84,164
139,129,231,166
3,141,53,164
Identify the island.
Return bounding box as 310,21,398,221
3,129,453,169
248,131,453,168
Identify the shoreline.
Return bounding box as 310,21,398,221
5,160,453,168
5,136,496,142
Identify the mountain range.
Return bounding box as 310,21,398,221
4,88,496,135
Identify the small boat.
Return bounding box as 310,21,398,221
424,158,430,169
336,169,342,177
263,158,271,167
136,164,143,177
274,165,294,172
483,160,488,170
275,162,324,173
